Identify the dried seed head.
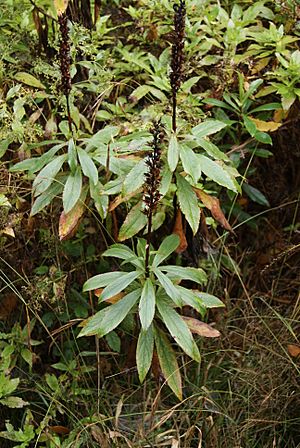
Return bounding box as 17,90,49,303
170,0,186,94
143,122,164,217
58,13,72,96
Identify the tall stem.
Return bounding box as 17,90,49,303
172,91,177,133
145,208,153,278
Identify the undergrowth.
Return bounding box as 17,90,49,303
0,0,299,447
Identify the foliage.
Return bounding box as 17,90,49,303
0,0,299,446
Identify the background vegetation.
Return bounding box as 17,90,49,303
0,0,299,447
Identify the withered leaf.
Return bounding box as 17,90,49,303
172,209,188,253
94,289,125,304
194,188,233,232
288,344,300,358
182,316,220,338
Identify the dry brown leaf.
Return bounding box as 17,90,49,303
194,188,233,232
182,316,220,338
94,289,125,304
273,108,287,123
59,201,85,241
1,227,15,237
288,344,300,358
172,209,188,253
250,57,270,75
248,117,282,132
0,294,18,320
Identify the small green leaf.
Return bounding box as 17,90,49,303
78,289,140,337
153,234,180,267
168,134,180,172
139,279,156,330
154,268,182,306
180,145,201,182
175,286,206,314
21,348,33,368
63,167,82,213
196,138,229,161
194,292,225,308
176,173,201,235
154,326,182,400
243,183,270,206
0,396,29,408
161,266,207,285
67,138,77,173
105,331,121,352
136,325,154,382
118,202,148,241
123,159,147,194
31,181,64,216
157,298,200,361
198,155,237,192
100,271,141,301
33,155,67,197
15,72,46,89
192,119,228,138
129,85,151,102
77,147,98,185
83,271,123,292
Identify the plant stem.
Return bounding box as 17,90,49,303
172,91,177,133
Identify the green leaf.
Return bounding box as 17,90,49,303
198,155,237,192
176,173,200,234
83,271,124,292
175,286,206,314
153,234,180,267
105,331,121,352
10,143,65,173
67,138,78,173
243,115,257,137
157,298,200,361
192,119,228,138
87,126,120,148
161,266,207,285
14,72,46,89
78,289,140,337
100,271,141,301
45,374,59,392
180,145,201,182
31,181,63,216
154,268,182,306
168,134,180,172
195,138,229,161
194,292,225,308
129,85,151,102
21,348,33,368
136,325,154,382
123,159,147,194
0,396,29,408
118,202,148,241
77,147,99,186
254,131,272,145
33,155,67,197
63,167,82,213
103,244,137,260
139,279,156,330
154,326,182,400
243,184,270,206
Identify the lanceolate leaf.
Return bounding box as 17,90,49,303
139,279,156,330
176,173,201,235
182,317,220,338
160,265,207,285
194,291,225,308
78,289,140,338
63,167,82,213
118,202,148,241
180,145,201,182
33,155,67,197
59,188,87,241
153,234,180,267
83,271,125,292
156,298,200,362
123,159,147,194
154,326,182,400
100,271,141,301
31,182,63,216
198,155,237,192
154,268,182,306
136,325,154,382
194,188,233,232
192,119,228,138
77,147,98,186
168,134,180,172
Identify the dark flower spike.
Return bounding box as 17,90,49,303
143,121,164,276
170,0,186,132
58,13,71,97
58,12,73,133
